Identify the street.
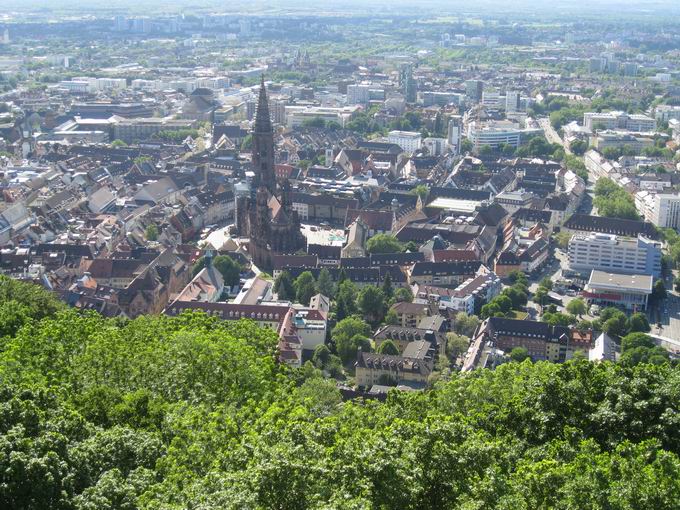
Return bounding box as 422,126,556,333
538,117,572,155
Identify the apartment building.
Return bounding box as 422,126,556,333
568,233,662,277
636,192,680,229
583,111,656,132
387,130,422,153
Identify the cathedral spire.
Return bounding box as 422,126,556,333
255,75,272,134
251,75,276,194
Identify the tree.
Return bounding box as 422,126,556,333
570,139,588,155
533,287,549,306
410,184,429,201
295,271,316,306
274,271,296,300
145,224,159,241
333,317,372,363
403,241,419,253
357,286,387,325
507,270,528,287
453,313,480,337
652,280,667,303
335,280,358,320
377,340,399,355
542,311,577,326
566,298,587,317
381,273,394,300
446,332,470,359
111,139,128,148
601,310,629,338
502,286,528,309
510,346,530,362
384,308,399,325
191,255,241,287
554,231,572,249
394,287,413,303
366,234,402,254
539,277,553,291
312,344,331,368
628,312,651,333
315,268,335,299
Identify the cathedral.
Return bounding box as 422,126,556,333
237,77,305,270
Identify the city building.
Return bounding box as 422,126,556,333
467,120,539,149
447,116,463,154
112,117,196,144
654,105,680,123
590,131,654,154
464,317,592,369
636,193,680,229
582,270,653,311
505,90,521,113
583,111,656,132
387,130,422,152
567,233,662,277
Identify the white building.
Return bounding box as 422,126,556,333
583,270,653,311
583,111,656,132
644,193,680,229
467,120,534,149
387,130,422,153
505,90,521,112
447,116,462,154
284,105,358,128
423,137,448,156
655,105,680,123
481,90,504,109
568,233,662,277
347,83,371,105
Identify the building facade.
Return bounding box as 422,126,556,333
568,233,662,277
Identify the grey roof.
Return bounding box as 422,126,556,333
587,270,653,293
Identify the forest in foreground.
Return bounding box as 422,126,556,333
1,276,680,510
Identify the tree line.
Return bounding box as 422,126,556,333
0,276,679,509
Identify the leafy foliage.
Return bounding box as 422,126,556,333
1,280,679,509
593,178,640,220
365,233,403,254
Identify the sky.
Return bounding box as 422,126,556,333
0,0,677,18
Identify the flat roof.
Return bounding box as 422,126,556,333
587,270,653,293
427,197,480,213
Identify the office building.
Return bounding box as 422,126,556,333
421,91,465,107
583,111,656,132
467,120,538,149
447,116,463,154
465,80,483,102
347,83,371,105
400,64,417,103
583,270,653,311
481,90,503,109
646,193,680,229
590,131,654,154
655,105,680,123
568,233,662,277
505,90,521,112
387,130,422,152
112,117,196,143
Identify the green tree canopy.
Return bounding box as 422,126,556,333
366,234,403,254
376,339,399,355
295,271,317,306
274,270,296,300
192,255,241,287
